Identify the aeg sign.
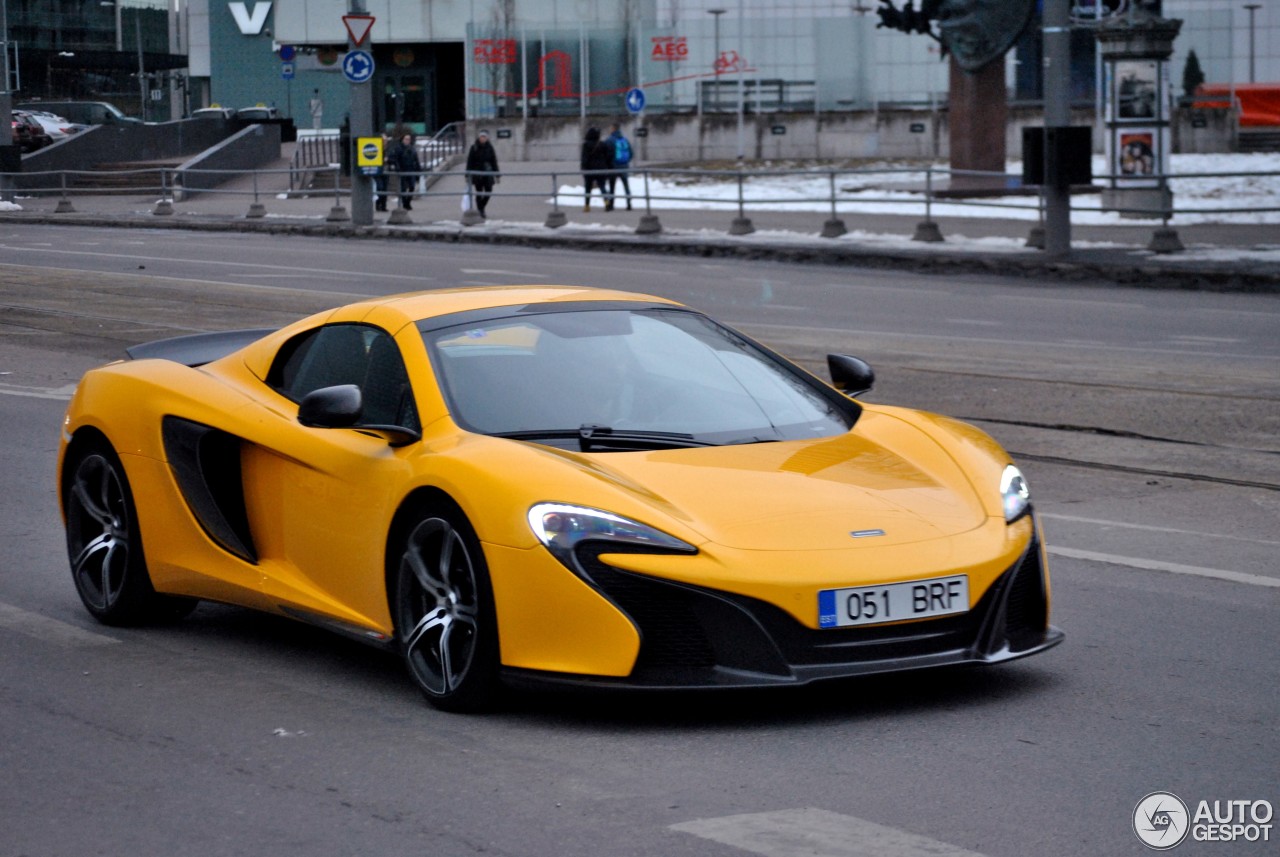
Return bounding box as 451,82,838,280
229,2,272,36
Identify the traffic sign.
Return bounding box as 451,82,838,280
625,88,646,114
356,136,384,175
342,50,375,84
281,62,295,80
343,14,376,47
278,44,296,62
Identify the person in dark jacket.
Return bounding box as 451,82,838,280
580,127,615,212
388,133,421,209
465,130,501,218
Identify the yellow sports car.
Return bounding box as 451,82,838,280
59,286,1062,711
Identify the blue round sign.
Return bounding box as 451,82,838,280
278,44,296,62
625,88,646,114
342,50,375,84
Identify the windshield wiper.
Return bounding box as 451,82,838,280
578,424,719,451
492,425,717,451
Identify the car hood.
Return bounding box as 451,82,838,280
531,410,990,551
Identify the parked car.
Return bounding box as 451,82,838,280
16,100,140,126
11,110,53,152
236,105,280,121
191,106,236,120
22,110,87,140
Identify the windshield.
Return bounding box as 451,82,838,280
423,308,855,448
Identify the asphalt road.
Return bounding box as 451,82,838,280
1,225,1277,857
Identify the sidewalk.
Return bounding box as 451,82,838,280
3,160,1278,292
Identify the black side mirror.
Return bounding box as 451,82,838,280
298,384,362,428
297,384,421,446
827,354,875,397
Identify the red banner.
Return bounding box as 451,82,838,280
474,39,517,65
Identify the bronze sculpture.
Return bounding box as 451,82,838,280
876,0,1037,73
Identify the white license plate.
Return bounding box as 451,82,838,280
818,575,969,629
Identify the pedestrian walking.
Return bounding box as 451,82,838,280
465,130,501,218
580,127,615,212
388,133,421,210
607,123,633,210
308,89,324,131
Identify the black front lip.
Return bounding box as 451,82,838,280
502,525,1063,692
501,627,1065,692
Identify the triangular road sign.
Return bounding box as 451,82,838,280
343,14,375,47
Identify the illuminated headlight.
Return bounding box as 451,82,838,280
528,503,695,563
1000,465,1031,523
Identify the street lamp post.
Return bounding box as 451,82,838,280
1243,3,1260,83
708,8,724,110
1,0,13,201
136,22,148,122
736,0,744,161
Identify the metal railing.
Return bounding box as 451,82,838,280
3,161,1275,253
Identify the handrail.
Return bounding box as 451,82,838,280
4,162,1277,247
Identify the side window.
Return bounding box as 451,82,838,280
267,324,419,431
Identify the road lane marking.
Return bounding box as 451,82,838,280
458,268,547,277
1040,513,1280,547
671,808,988,857
945,318,1001,327
0,382,77,400
0,247,428,285
0,602,120,646
1046,546,1280,588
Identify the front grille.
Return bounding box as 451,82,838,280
573,531,1051,683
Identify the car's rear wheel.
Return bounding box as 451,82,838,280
392,506,499,712
64,438,196,625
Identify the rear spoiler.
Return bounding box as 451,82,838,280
125,329,275,367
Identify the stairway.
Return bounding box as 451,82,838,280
69,160,186,192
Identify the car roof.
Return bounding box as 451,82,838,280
333,286,680,329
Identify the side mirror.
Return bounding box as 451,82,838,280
827,354,875,397
297,384,422,446
298,384,362,428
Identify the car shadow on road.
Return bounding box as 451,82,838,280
500,665,1060,730
133,602,1060,726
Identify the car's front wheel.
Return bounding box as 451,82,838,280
64,438,195,625
392,505,499,712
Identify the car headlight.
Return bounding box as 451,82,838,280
528,503,695,564
1000,465,1031,523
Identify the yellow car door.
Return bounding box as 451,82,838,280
238,321,422,639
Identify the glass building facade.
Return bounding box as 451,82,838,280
5,0,185,120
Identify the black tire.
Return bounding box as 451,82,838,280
392,504,500,712
64,438,196,625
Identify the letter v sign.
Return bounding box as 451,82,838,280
229,2,272,36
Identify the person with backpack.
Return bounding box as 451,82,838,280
580,127,615,212
607,123,633,211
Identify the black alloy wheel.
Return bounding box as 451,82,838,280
393,506,499,712
64,439,194,625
